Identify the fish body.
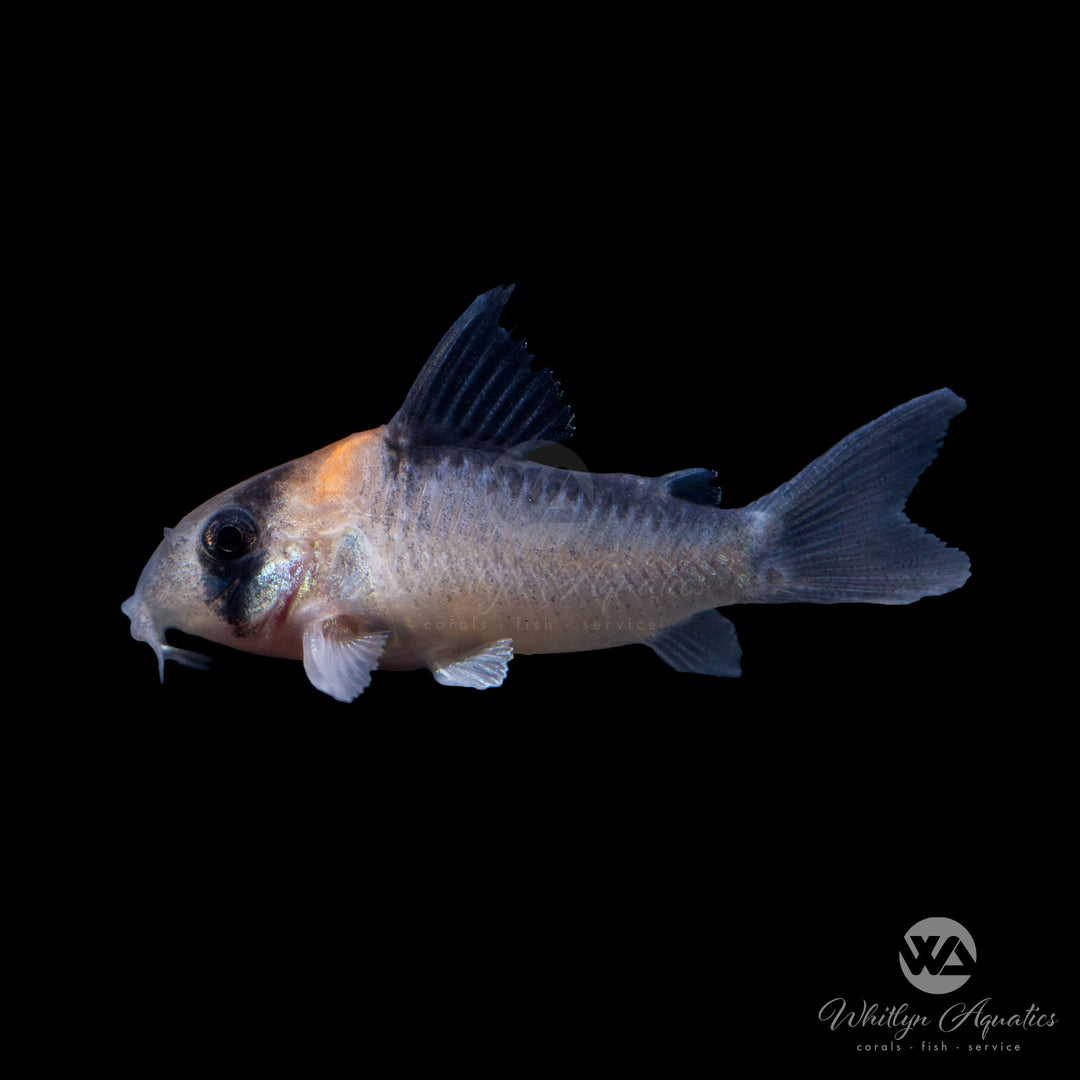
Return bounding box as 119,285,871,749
123,287,970,701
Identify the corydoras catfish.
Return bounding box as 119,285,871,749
122,286,970,701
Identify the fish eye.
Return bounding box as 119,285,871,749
202,508,259,561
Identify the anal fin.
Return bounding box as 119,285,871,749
431,639,514,689
646,610,741,678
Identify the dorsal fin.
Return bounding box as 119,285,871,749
386,286,575,456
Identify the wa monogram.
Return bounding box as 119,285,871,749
899,934,975,977
899,917,977,993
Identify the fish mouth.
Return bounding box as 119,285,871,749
121,593,211,682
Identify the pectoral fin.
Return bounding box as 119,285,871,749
646,610,742,678
430,639,514,689
302,616,390,702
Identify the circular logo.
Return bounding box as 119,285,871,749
899,916,976,994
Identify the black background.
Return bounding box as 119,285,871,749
33,14,1068,1071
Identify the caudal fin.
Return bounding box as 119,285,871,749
750,389,970,604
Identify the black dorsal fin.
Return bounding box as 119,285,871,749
386,286,575,455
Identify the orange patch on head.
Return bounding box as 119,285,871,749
313,431,376,502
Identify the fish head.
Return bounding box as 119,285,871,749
122,461,319,680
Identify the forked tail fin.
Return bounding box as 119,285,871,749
750,389,970,604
